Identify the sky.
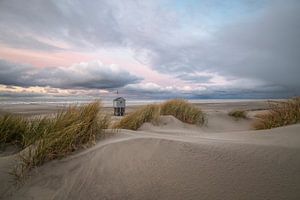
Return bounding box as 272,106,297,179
0,0,299,99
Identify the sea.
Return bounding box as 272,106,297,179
0,96,271,107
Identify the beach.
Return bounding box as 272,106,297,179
1,0,299,199
1,100,300,200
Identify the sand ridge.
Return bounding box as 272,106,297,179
1,101,300,200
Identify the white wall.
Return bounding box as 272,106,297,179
113,99,125,107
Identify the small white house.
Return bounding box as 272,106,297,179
113,97,126,116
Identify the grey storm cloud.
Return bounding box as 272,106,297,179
176,73,212,84
144,0,300,93
0,0,172,50
0,59,141,89
0,30,63,52
0,0,299,97
0,0,119,50
122,81,294,99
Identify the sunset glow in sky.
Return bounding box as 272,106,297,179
0,0,299,99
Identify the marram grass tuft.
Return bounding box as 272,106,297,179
253,97,300,130
114,104,160,130
228,110,247,120
115,99,205,130
0,101,110,181
160,99,205,125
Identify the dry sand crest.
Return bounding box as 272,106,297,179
1,101,300,200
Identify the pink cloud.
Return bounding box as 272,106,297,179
0,46,95,67
0,45,188,90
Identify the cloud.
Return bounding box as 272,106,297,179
0,0,174,51
176,72,213,84
0,91,44,98
0,59,141,89
143,0,300,94
124,81,293,99
0,0,299,98
123,82,185,99
0,30,63,51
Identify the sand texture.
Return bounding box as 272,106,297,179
1,101,300,200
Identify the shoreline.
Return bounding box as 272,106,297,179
0,99,272,116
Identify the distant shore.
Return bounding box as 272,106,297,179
0,99,272,116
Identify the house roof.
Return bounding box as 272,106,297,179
113,97,125,101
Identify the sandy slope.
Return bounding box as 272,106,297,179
1,114,300,200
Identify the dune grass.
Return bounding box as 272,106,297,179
0,114,30,147
160,99,205,125
115,99,205,130
0,114,52,149
253,97,300,130
0,101,110,180
228,110,247,120
114,104,160,130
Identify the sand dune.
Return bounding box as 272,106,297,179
1,114,300,200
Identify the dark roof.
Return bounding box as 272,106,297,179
113,97,125,101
